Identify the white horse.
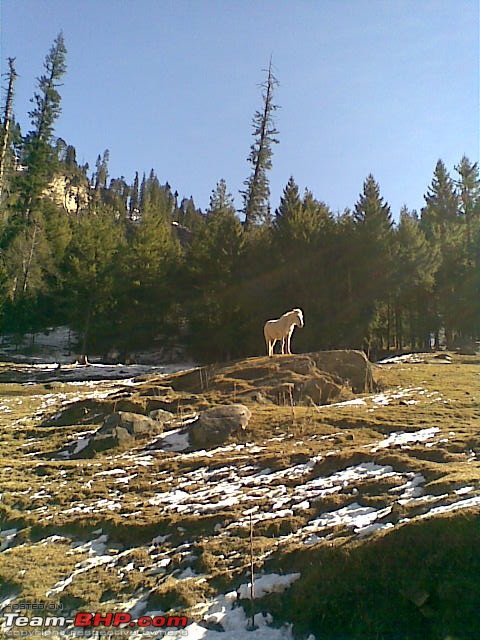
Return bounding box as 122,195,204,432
263,308,304,357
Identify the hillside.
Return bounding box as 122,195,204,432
0,351,479,639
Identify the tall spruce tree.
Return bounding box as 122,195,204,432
129,171,140,218
186,180,246,359
455,156,479,260
3,34,68,325
393,208,439,349
94,150,109,191
421,160,458,239
352,175,394,354
115,202,180,351
241,59,279,229
273,178,335,350
28,32,67,143
421,160,463,346
62,205,125,355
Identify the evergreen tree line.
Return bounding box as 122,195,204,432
0,35,478,362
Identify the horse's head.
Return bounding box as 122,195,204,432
293,308,304,328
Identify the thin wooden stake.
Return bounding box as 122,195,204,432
250,513,255,629
288,385,296,425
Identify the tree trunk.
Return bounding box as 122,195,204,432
17,223,39,298
0,58,17,200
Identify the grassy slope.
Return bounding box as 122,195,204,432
0,353,479,639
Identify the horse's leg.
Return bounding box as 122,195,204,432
268,340,274,357
287,327,293,354
281,337,286,355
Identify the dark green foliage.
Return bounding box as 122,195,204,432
392,208,438,350
185,180,247,360
350,175,394,356
266,515,480,640
61,206,125,353
114,202,181,352
420,160,471,347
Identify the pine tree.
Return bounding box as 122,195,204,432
28,32,67,144
352,175,394,355
2,34,68,325
186,179,246,359
208,178,235,215
393,208,439,349
129,171,140,218
421,159,458,239
455,156,479,261
241,59,279,228
453,157,480,340
274,176,302,239
94,150,109,191
420,160,464,346
62,205,125,355
115,203,181,350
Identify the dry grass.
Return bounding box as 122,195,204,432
0,352,479,638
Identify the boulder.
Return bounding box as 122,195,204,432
43,399,114,427
310,350,374,393
149,408,175,424
90,426,134,453
98,411,159,437
189,404,251,449
299,376,342,404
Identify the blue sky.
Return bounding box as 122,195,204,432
1,0,478,218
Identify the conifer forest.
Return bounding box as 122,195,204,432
1,34,479,362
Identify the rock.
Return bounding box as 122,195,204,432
73,411,162,456
149,408,175,423
98,411,159,437
145,395,197,413
310,350,375,393
43,399,114,427
111,398,146,414
299,376,342,404
189,404,251,449
138,385,175,397
199,404,251,430
268,382,296,404
82,425,133,456
97,425,133,448
168,366,217,392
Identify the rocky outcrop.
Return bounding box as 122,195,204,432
45,175,89,213
166,350,375,406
